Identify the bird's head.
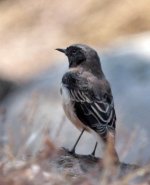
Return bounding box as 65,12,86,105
56,44,100,68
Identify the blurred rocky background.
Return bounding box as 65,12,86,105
0,0,150,167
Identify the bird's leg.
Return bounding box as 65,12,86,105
70,128,85,154
90,142,98,157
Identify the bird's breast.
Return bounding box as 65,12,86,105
60,83,89,131
61,83,75,121
60,83,71,104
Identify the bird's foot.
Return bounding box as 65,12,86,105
88,142,98,158
68,148,77,157
88,153,96,160
62,147,77,157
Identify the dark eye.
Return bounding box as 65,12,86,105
72,49,77,54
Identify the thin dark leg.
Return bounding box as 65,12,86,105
70,128,85,154
91,142,98,156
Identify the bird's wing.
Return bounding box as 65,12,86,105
64,73,116,141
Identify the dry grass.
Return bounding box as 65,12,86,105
0,133,149,185
0,98,149,184
0,95,149,185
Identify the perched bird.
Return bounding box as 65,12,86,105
56,44,118,161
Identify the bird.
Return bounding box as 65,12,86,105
56,44,119,162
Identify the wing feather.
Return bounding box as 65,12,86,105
70,89,116,139
62,71,116,140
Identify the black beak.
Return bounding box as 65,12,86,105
55,48,66,54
